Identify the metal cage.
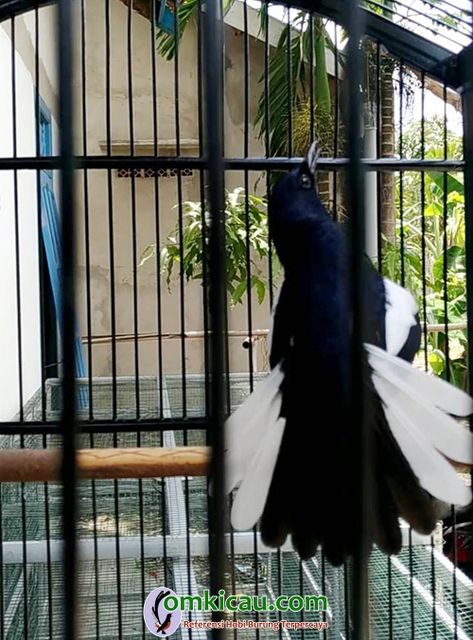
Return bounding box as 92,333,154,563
0,0,471,638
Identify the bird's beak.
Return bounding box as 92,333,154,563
305,140,321,178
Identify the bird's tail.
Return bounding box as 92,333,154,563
224,364,286,531
223,346,472,563
367,343,472,509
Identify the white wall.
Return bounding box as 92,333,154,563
0,19,56,420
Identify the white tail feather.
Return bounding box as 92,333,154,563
373,373,471,506
222,341,472,532
366,343,473,417
231,403,286,530
372,360,473,464
225,365,284,495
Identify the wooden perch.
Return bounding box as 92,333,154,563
0,446,468,483
0,446,210,483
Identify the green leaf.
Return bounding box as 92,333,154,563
432,245,465,283
424,202,442,217
256,281,265,305
231,280,248,306
151,187,277,306
428,349,445,376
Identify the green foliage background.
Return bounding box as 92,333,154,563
382,117,466,387
148,3,468,387
140,188,279,306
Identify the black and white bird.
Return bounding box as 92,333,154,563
224,141,473,566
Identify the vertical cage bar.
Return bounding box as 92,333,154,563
105,0,118,421
345,0,370,638
408,528,415,636
0,488,3,640
286,8,293,157
398,60,406,288
34,5,48,424
420,72,429,372
57,0,78,637
112,439,123,638
375,41,383,266
12,15,30,638
387,557,393,639
321,554,327,639
459,39,473,630
126,0,141,421
196,0,211,422
442,81,451,383
11,16,24,427
203,0,227,635
81,0,93,422
89,429,101,639
264,6,274,305
35,7,54,632
173,3,187,422
309,13,314,143
333,25,339,223
150,0,165,421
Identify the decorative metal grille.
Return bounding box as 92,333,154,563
116,167,194,178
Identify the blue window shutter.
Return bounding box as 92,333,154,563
40,184,88,379
156,0,177,35
39,100,88,408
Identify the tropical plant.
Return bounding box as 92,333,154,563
155,0,202,59
151,0,338,159
254,12,336,158
382,117,466,387
139,188,279,306
155,0,237,59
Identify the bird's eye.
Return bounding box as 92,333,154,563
299,173,312,189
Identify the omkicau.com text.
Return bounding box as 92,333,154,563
164,589,328,613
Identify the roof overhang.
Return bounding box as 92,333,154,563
275,0,460,88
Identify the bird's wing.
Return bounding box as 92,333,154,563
268,280,293,369
383,278,420,359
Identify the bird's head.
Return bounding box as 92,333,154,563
268,141,328,265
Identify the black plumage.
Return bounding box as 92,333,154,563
224,143,472,565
